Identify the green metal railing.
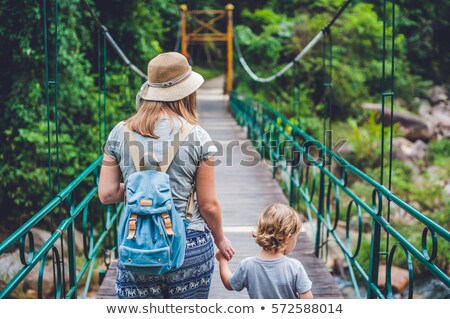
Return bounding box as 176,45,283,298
0,157,121,299
232,0,450,298
230,93,450,298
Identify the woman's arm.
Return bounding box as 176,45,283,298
196,156,235,260
98,153,124,204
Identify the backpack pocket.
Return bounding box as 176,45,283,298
126,171,173,215
119,245,171,274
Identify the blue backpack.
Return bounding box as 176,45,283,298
118,122,195,275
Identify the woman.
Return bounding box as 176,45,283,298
98,52,234,298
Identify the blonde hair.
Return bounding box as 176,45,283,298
126,92,198,138
253,203,302,253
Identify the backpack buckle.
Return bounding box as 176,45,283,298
161,212,175,236
127,213,138,240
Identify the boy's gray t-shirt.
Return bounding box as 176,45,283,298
104,116,217,231
229,256,312,299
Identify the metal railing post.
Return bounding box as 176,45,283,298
226,4,234,94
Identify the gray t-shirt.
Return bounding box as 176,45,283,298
229,256,312,299
104,116,217,231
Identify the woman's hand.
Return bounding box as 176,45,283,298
215,236,235,261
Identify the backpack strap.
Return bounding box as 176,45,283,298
123,121,196,223
127,214,138,240
123,124,161,172
162,121,196,223
159,121,194,173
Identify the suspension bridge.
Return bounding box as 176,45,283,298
0,0,449,300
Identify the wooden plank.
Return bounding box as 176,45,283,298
96,260,117,299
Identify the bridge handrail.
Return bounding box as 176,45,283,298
230,92,450,297
238,95,449,240
0,156,122,299
0,157,100,255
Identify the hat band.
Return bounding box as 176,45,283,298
148,67,192,88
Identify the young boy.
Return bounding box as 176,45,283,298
215,203,313,299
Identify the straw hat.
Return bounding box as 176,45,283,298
138,52,204,102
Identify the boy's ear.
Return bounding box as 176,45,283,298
284,233,293,243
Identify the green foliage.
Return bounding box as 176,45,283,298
192,65,224,81
234,0,438,119
427,138,450,165
345,112,394,169
1,0,96,223
0,0,177,227
94,0,170,66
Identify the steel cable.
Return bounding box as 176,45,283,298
81,0,146,79
233,0,352,83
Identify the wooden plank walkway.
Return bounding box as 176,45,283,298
96,77,342,299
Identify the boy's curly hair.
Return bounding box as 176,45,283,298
253,203,302,253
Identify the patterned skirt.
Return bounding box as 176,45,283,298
116,229,214,299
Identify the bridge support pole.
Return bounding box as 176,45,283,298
225,4,234,94
368,213,382,298
180,4,188,58
315,162,325,257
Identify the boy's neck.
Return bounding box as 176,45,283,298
257,249,286,260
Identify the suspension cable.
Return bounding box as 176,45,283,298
81,0,146,79
234,0,352,83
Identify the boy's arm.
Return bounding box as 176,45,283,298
298,290,314,299
216,251,233,291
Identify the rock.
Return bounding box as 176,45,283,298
362,103,428,126
23,228,52,253
427,86,448,105
441,128,450,138
418,101,432,117
434,94,448,105
378,264,410,294
350,214,372,233
0,249,64,298
402,123,435,142
24,227,85,256
390,205,418,226
362,103,435,141
444,183,450,196
0,251,25,296
392,137,427,164
431,108,450,127
25,289,38,298
70,227,85,254
23,228,66,260
23,256,58,298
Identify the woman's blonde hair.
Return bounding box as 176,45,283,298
253,203,302,253
125,92,198,138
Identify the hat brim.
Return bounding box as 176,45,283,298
140,71,204,102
